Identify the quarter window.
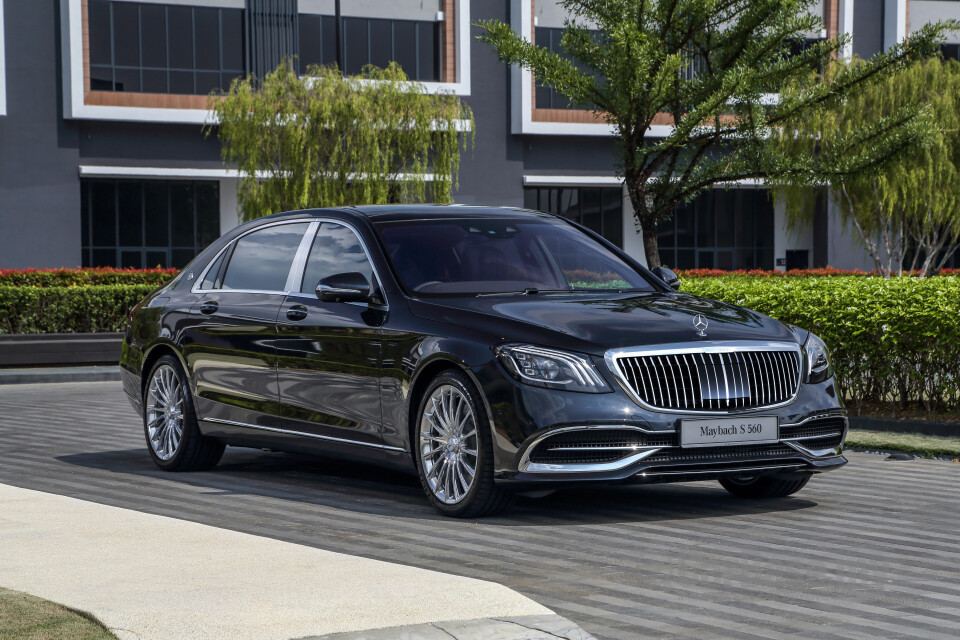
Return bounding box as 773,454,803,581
300,223,375,294
298,15,441,81
81,179,220,268
88,1,245,95
221,223,310,292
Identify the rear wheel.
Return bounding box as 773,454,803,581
719,473,812,498
414,370,512,518
144,355,224,471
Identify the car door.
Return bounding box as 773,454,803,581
276,221,386,446
184,220,313,430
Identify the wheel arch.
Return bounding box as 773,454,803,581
405,355,496,456
140,342,190,399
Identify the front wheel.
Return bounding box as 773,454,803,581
414,370,512,518
719,473,812,499
143,355,225,471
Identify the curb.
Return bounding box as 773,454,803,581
301,615,596,640
0,366,121,385
848,416,958,438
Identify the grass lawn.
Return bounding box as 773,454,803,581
846,430,960,460
0,589,116,640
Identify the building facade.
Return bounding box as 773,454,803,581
0,0,957,270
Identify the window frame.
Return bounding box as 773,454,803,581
192,218,388,306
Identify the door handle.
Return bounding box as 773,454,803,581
286,305,308,321
199,301,219,315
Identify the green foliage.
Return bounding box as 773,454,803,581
680,275,960,411
845,430,960,458
0,268,177,287
209,62,474,222
771,57,960,277
478,0,957,266
0,285,156,334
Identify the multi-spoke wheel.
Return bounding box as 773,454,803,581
414,370,511,517
143,355,224,471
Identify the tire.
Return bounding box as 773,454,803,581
414,370,513,518
719,473,812,499
143,355,225,471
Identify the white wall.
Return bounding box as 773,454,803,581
218,178,241,238
825,197,875,270
299,0,442,20
773,195,814,271
620,185,647,267
910,1,960,40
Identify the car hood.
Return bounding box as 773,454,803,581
409,291,798,355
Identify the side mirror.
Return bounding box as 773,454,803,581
651,266,680,290
316,272,371,303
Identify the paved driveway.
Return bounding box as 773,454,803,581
1,382,958,640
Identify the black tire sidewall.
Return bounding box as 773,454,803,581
414,370,496,517
143,354,200,470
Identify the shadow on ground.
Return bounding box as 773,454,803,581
56,445,817,526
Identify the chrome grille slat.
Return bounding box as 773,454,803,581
612,345,801,413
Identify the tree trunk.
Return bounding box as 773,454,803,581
642,224,661,268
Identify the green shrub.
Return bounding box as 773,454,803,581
0,268,178,287
680,275,960,411
0,285,157,334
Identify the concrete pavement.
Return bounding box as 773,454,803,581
0,483,576,640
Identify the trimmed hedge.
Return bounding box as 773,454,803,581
680,275,960,411
0,267,178,287
0,285,157,334
677,267,959,278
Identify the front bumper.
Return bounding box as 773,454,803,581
478,358,848,486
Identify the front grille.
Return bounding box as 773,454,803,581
613,348,801,411
527,428,674,465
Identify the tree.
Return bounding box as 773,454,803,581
208,62,473,222
771,56,960,277
477,0,956,267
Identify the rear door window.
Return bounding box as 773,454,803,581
221,223,310,292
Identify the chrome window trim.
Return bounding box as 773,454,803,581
189,217,389,308
202,417,405,452
604,340,803,415
284,220,322,292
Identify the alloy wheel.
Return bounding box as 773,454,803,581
419,384,479,505
145,363,185,461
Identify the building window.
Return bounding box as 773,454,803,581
81,179,220,268
657,189,774,270
940,43,960,63
524,186,623,248
88,1,245,95
299,15,441,81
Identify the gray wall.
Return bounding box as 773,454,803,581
0,0,81,268
853,0,884,58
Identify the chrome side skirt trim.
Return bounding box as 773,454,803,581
202,417,406,453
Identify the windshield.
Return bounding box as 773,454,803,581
376,217,656,295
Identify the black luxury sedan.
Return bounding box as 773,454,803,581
121,205,847,517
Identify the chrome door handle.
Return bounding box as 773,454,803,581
286,305,308,321
199,301,219,315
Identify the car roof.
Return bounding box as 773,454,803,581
261,204,556,224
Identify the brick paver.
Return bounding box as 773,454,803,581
1,382,958,640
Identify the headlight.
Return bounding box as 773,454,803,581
496,344,611,393
804,332,831,384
